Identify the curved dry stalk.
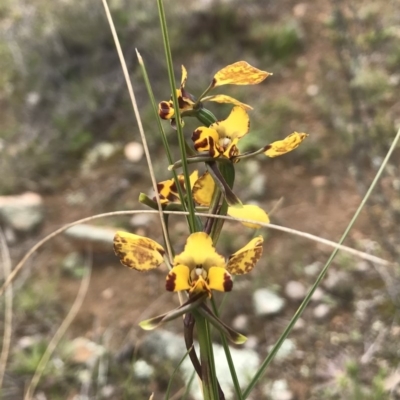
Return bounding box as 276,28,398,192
24,260,92,399
0,229,12,388
0,209,393,298
101,0,173,263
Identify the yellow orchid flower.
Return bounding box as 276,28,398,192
158,61,271,123
192,106,308,161
114,231,263,298
192,106,249,160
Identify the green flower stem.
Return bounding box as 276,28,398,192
156,0,197,233
194,311,220,400
210,297,243,400
242,126,400,399
204,189,222,238
195,108,218,127
209,161,237,243
195,83,214,108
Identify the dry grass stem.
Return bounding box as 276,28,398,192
101,0,173,263
0,229,13,388
0,209,393,299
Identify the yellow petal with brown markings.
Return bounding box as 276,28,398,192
264,132,308,158
207,266,233,292
166,265,191,292
226,236,263,275
212,61,271,87
113,231,165,271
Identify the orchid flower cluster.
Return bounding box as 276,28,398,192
113,61,308,398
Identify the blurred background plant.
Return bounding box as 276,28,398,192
1,0,400,399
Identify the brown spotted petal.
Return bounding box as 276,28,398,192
158,100,175,120
226,236,263,275
211,61,271,88
114,231,165,271
192,127,222,158
156,176,185,204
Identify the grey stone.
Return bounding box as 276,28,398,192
304,261,322,276
69,337,105,367
81,142,121,174
285,281,306,300
133,359,154,380
129,214,154,228
323,270,354,299
64,224,117,251
269,379,294,400
311,287,325,302
232,314,250,333
313,303,332,320
0,192,44,232
253,288,286,316
124,141,144,163
267,339,297,362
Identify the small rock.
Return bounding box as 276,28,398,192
124,142,144,162
311,287,325,302
129,213,153,228
323,270,354,299
244,335,259,350
133,359,154,380
81,142,120,174
248,175,266,197
0,192,44,233
232,314,249,333
355,261,370,272
293,318,306,331
100,385,115,398
101,288,114,300
62,252,84,271
265,379,294,400
253,288,286,316
313,304,332,320
293,3,307,18
285,281,306,300
311,175,327,187
64,224,118,252
268,339,297,362
304,261,322,276
306,84,319,97
69,337,105,366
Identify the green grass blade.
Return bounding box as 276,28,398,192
156,0,197,233
136,50,189,231
243,126,400,398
